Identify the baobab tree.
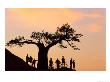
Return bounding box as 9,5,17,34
6,23,83,70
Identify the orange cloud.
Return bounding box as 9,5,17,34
6,8,85,32
87,24,102,32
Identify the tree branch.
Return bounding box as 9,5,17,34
6,37,38,47
46,38,63,49
46,41,58,49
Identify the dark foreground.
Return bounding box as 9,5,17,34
5,48,76,71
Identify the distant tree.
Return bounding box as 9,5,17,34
6,23,83,70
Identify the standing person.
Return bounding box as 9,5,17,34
32,58,37,68
61,56,65,67
73,60,75,70
29,56,33,63
26,54,29,64
55,58,61,69
70,58,72,69
49,58,53,70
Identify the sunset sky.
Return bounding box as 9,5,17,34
5,8,106,71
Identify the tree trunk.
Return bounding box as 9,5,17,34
37,45,49,70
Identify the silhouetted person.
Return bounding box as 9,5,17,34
26,54,29,64
55,58,61,69
61,56,65,67
32,58,37,68
70,58,72,69
29,56,33,63
49,58,53,70
73,60,75,70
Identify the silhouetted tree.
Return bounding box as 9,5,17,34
6,23,83,70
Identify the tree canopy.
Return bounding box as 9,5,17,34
6,23,83,50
